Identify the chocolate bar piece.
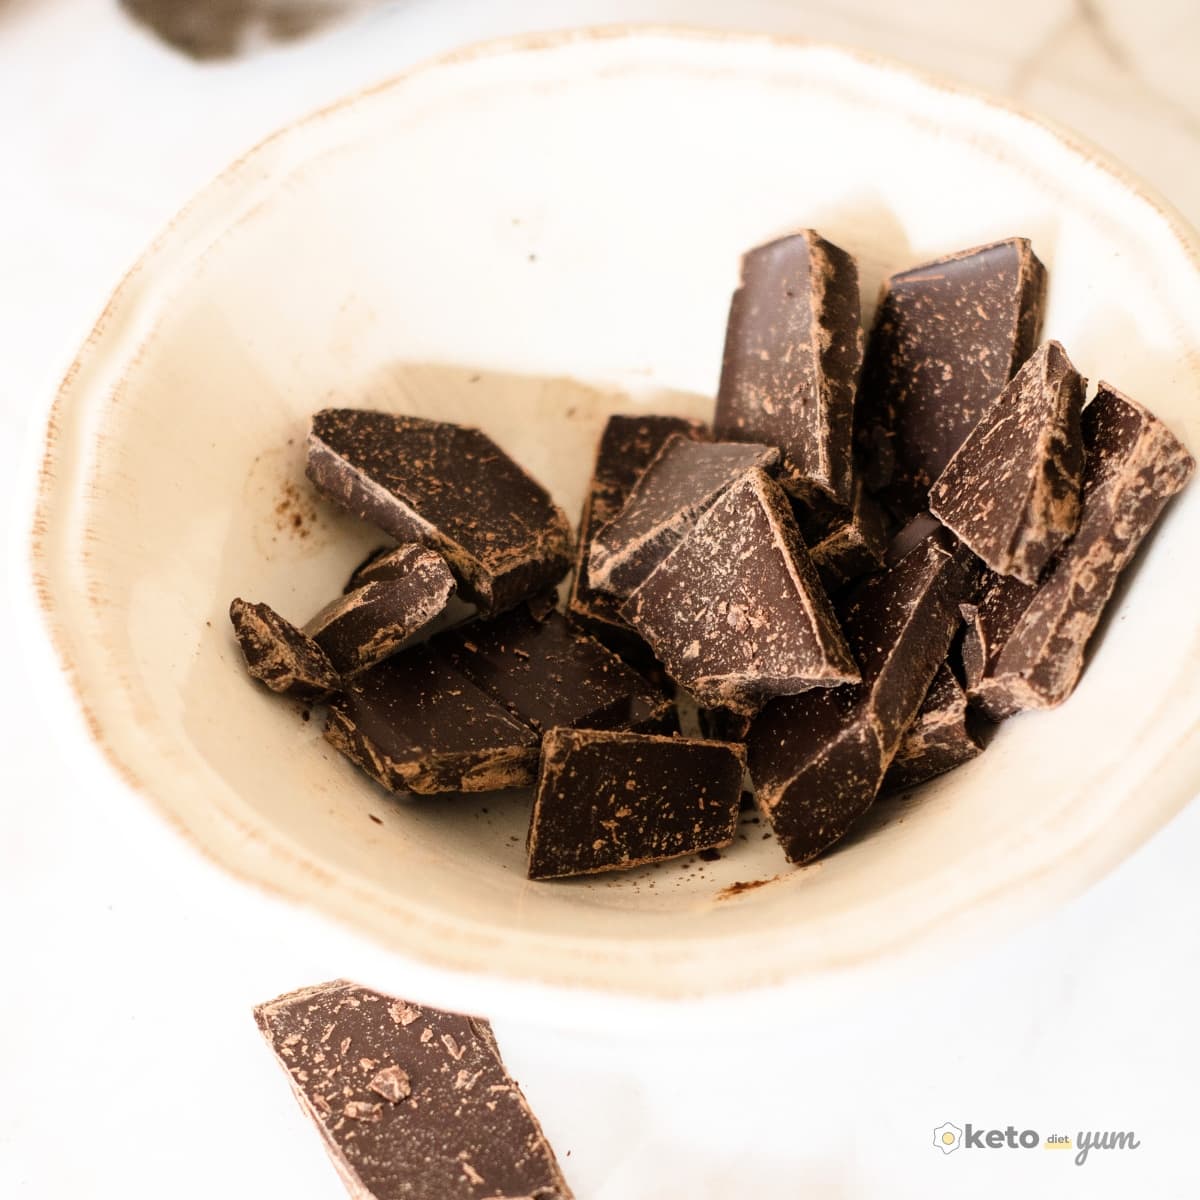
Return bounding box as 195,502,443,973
881,665,983,792
805,477,890,592
436,606,672,735
255,981,573,1200
229,598,340,700
715,230,864,507
884,511,946,566
587,435,779,597
307,410,572,615
623,469,859,714
526,728,745,879
345,544,427,592
930,341,1086,583
748,538,976,863
962,382,1194,719
859,238,1047,516
324,646,538,794
567,414,707,640
305,547,455,677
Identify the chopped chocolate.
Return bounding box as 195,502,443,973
307,410,572,615
526,728,745,879
229,598,340,701
324,647,538,794
435,606,673,734
930,341,1086,583
884,511,947,566
715,230,864,507
255,981,573,1200
805,477,890,592
587,435,779,597
568,414,707,640
698,706,753,742
858,238,1047,516
748,538,977,863
881,664,983,792
345,544,429,592
623,469,859,714
962,382,1194,719
305,546,455,676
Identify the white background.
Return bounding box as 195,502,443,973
2,1,1198,1197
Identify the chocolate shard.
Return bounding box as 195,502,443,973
804,476,890,592
435,606,674,735
345,544,426,593
962,382,1195,719
526,728,745,879
858,238,1047,517
324,646,538,794
622,469,859,714
568,414,708,641
306,410,572,615
698,706,753,743
305,546,455,677
884,511,947,566
748,538,976,863
587,435,779,597
229,598,340,701
715,230,864,507
255,981,573,1200
929,341,1086,584
881,664,983,792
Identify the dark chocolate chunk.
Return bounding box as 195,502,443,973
324,646,538,794
255,981,573,1200
307,410,572,615
587,435,779,597
929,341,1086,583
345,544,430,592
805,477,890,592
567,414,707,641
858,238,1047,516
962,382,1194,719
715,230,864,507
698,706,753,742
526,728,745,879
305,546,455,676
623,469,859,714
436,606,673,734
748,538,976,863
229,598,340,701
884,511,946,566
881,664,983,792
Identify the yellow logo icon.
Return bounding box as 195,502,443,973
934,1122,963,1154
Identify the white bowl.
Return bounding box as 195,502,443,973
24,28,1200,1024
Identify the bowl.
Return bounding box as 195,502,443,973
24,27,1200,1025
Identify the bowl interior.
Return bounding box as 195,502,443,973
31,30,1200,1000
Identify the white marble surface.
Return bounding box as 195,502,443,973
2,2,1199,1196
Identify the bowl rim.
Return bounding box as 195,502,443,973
23,24,1200,1008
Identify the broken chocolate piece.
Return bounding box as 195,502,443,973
881,664,983,792
345,544,429,592
436,606,673,735
884,511,947,566
715,230,864,507
805,477,890,592
307,410,572,615
930,341,1086,584
623,469,859,713
587,435,779,597
962,382,1194,719
568,414,707,640
255,981,573,1200
324,646,538,794
748,538,976,863
229,598,340,701
859,238,1047,516
306,547,455,676
527,728,745,879
698,706,753,742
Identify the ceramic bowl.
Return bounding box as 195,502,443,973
24,28,1200,1024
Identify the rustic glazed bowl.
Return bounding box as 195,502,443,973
23,28,1200,1027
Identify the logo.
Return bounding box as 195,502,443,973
933,1122,963,1154
932,1122,1141,1166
